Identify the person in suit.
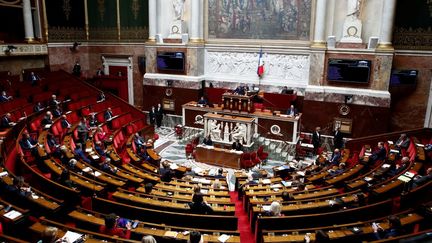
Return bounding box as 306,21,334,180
58,168,74,189
1,113,14,128
89,114,98,127
232,140,243,151
5,176,32,198
41,111,53,126
96,68,104,77
97,91,105,102
395,133,410,150
48,95,61,108
388,156,410,177
312,127,321,154
233,85,245,95
333,127,344,149
104,107,113,121
281,86,289,94
203,135,213,146
60,115,71,129
33,102,44,112
134,133,145,149
286,104,298,116
372,215,403,240
368,142,387,164
149,106,156,126
197,96,208,106
189,231,203,243
52,105,62,118
94,141,106,157
72,61,81,77
411,167,432,189
29,72,40,86
155,103,164,128
100,158,117,174
188,193,214,214
0,91,12,102
74,143,91,163
47,133,60,156
19,132,38,154
329,148,341,166
159,161,175,182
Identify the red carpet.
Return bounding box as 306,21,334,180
230,191,255,243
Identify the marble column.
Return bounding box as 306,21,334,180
148,0,157,42
190,0,201,42
23,0,35,42
377,0,397,49
156,0,163,38
312,0,327,47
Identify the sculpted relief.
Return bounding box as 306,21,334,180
206,51,309,84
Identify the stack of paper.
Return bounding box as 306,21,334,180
218,234,231,243
61,231,83,242
164,231,178,238
4,210,22,220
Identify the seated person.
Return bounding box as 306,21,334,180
189,231,203,243
134,133,145,149
1,113,15,128
97,91,106,102
214,168,225,179
0,91,12,102
368,142,387,164
19,132,38,154
329,162,346,176
41,111,53,126
159,161,175,182
100,158,117,174
49,94,61,108
33,102,44,112
202,135,213,146
47,133,60,156
141,236,157,243
372,215,403,240
263,201,283,217
104,107,113,121
197,96,208,106
144,183,153,194
232,140,243,151
395,133,410,150
95,127,108,143
99,213,131,239
286,104,298,116
411,167,432,189
388,156,410,177
305,230,329,243
6,176,32,198
74,143,91,163
281,86,289,94
38,226,59,243
233,85,245,95
329,148,341,165
94,141,106,156
61,115,72,129
188,193,214,214
58,169,75,188
52,105,62,118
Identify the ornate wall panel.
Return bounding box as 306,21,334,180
208,0,311,40
46,0,86,41
88,0,117,40
393,0,432,50
120,0,148,41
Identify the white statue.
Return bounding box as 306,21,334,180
231,123,247,144
209,119,221,141
173,0,185,21
223,122,230,142
347,0,361,18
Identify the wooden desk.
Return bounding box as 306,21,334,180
195,145,243,169
182,102,301,143
222,92,254,113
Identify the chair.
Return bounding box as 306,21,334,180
185,143,194,158
257,146,268,162
250,152,261,167
241,152,254,169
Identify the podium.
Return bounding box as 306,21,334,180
222,93,254,113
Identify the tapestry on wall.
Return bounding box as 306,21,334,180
393,0,432,50
208,0,311,40
46,0,86,41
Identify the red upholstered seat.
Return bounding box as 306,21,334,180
241,152,254,169
257,146,268,161
251,152,261,166
185,143,194,157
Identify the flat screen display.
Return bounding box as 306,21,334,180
390,70,417,86
157,52,185,72
327,59,371,83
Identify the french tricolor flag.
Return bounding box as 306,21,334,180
257,48,264,77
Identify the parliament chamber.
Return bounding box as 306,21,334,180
0,0,432,243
